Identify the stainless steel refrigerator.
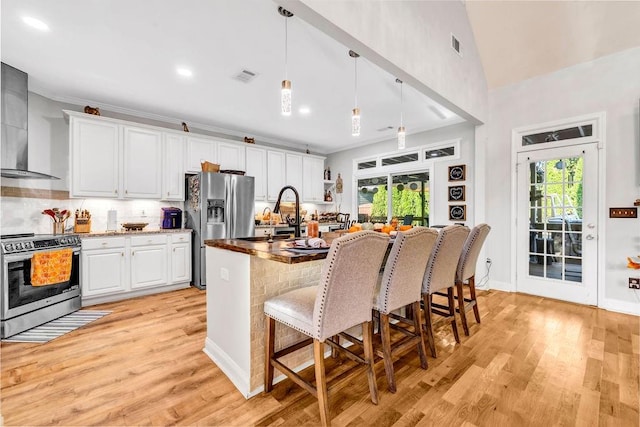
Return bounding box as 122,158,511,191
185,172,255,289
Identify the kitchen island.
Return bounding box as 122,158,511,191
203,237,328,398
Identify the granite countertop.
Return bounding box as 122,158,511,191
205,238,328,264
255,222,341,229
80,228,192,238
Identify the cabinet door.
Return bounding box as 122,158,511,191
218,141,245,171
130,244,168,289
170,242,191,283
267,150,286,201
246,146,267,201
163,133,185,201
302,156,325,203
82,249,127,297
285,153,303,202
70,117,120,198
123,126,163,199
186,136,217,173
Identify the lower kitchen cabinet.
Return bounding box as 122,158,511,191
81,232,192,306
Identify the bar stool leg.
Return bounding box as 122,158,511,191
264,316,276,393
423,294,437,358
362,321,379,404
380,313,396,393
448,287,460,343
469,276,481,323
313,339,330,426
456,280,470,336
412,301,428,369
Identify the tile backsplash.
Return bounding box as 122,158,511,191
1,197,182,235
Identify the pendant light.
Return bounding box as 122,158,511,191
349,50,360,136
279,7,293,116
396,78,406,149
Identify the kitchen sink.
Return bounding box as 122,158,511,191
237,235,291,242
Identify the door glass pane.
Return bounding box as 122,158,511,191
357,176,386,223
528,156,583,282
391,172,429,226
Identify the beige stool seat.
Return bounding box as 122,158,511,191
264,231,390,427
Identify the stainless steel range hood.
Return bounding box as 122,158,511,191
1,62,59,180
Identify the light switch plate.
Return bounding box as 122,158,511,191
630,277,640,290
609,207,638,218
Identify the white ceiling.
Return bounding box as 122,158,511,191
0,0,464,155
466,0,640,89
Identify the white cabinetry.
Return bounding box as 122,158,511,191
81,237,127,298
129,234,168,289
80,233,191,306
170,233,192,283
218,141,245,171
162,133,185,200
186,136,217,173
267,150,286,201
70,117,120,198
122,126,163,199
285,153,303,202
302,156,325,203
246,146,267,201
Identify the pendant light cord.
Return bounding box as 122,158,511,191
354,56,358,108
400,81,403,127
284,18,288,80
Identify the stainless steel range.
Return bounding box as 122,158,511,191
1,233,81,338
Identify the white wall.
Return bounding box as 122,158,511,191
283,0,488,124
326,122,476,226
485,47,640,314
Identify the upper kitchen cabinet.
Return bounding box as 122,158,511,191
122,126,163,199
284,153,303,202
69,116,120,198
162,133,185,201
186,136,217,173
218,141,245,171
246,146,267,201
267,150,285,201
302,156,324,203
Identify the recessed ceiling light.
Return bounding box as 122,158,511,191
299,106,311,115
22,16,49,31
176,67,193,77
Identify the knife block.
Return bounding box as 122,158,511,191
74,218,91,233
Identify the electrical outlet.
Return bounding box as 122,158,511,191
486,258,492,264
630,277,640,290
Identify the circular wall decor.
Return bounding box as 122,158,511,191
448,164,466,181
448,205,466,221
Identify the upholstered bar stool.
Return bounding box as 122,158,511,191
455,223,491,335
373,227,438,392
263,231,389,427
421,224,470,358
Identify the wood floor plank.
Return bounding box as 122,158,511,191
2,288,639,426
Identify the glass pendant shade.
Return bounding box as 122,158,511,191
352,108,361,136
281,80,292,115
397,126,406,150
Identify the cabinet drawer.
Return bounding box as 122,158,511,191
82,237,126,250
130,234,167,247
170,233,191,244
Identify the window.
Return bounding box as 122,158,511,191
522,125,593,146
424,146,455,159
381,153,419,167
357,160,377,170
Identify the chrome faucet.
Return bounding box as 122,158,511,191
262,206,271,220
273,185,301,238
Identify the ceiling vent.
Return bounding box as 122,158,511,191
376,126,394,132
233,69,258,83
451,34,462,56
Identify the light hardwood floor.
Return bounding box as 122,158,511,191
1,287,638,426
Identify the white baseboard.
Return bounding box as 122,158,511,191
203,337,251,398
81,282,191,307
600,297,640,316
486,279,514,293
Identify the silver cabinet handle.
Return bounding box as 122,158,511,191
132,251,135,256
101,242,108,246
586,235,595,240
588,223,595,229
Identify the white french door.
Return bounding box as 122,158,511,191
516,143,598,305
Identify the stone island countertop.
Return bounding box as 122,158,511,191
204,237,329,264
80,228,192,237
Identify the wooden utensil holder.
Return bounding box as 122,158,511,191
74,219,91,233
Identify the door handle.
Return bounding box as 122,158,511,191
587,223,595,229
586,235,595,240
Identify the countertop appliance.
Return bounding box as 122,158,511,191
161,207,182,229
185,172,255,289
1,233,81,338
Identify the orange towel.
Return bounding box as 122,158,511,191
30,248,73,287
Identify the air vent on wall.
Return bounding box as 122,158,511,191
451,34,461,56
233,69,258,83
